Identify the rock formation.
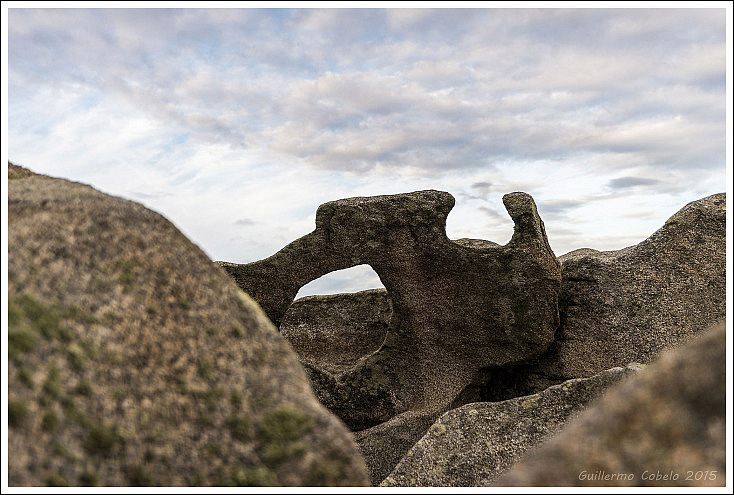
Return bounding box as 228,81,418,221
279,194,726,407
484,193,727,398
270,191,727,484
218,190,562,431
7,164,369,487
495,321,726,487
381,363,643,486
9,157,725,487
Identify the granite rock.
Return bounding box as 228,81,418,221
280,289,391,376
7,164,369,487
219,190,562,430
381,363,643,486
479,193,727,399
496,321,726,487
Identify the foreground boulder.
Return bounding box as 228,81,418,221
381,363,643,486
7,164,369,486
496,322,726,487
354,408,443,485
490,193,727,398
219,190,561,431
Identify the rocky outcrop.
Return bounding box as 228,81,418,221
488,193,726,398
219,190,562,431
496,321,726,487
273,192,726,484
7,164,369,487
280,194,726,407
381,363,643,486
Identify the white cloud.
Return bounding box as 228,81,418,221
6,7,728,297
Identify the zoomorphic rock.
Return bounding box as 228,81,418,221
218,190,561,431
496,321,726,487
381,363,643,486
7,164,369,486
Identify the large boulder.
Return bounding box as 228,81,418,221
496,321,726,487
381,363,643,486
248,191,725,485
219,190,562,431
7,164,369,487
489,193,726,398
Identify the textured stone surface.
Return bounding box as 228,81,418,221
480,193,727,399
496,321,726,487
7,164,369,487
280,290,390,375
381,363,642,486
219,190,561,431
354,409,443,485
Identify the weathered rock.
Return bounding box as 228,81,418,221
381,363,643,486
496,321,726,487
281,290,432,485
280,289,391,375
7,164,369,487
218,190,561,431
480,193,727,399
354,409,442,485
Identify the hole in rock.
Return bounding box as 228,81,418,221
445,198,515,248
295,264,385,299
283,265,391,376
450,364,565,409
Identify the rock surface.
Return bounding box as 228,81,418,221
381,363,643,486
496,193,727,396
280,290,390,375
496,321,726,487
273,193,727,408
219,190,562,431
354,409,443,485
7,164,369,487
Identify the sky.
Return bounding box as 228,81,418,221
4,3,732,297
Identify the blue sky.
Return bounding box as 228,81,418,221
4,4,731,297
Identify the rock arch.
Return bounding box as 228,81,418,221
218,190,561,430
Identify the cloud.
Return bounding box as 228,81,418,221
477,205,504,219
468,181,494,200
9,8,725,179
129,191,171,200
7,7,727,294
10,9,724,178
538,199,588,216
607,177,661,189
295,265,384,299
234,218,256,226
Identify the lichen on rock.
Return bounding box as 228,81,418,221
381,363,644,486
495,321,726,487
483,192,728,398
7,163,369,487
